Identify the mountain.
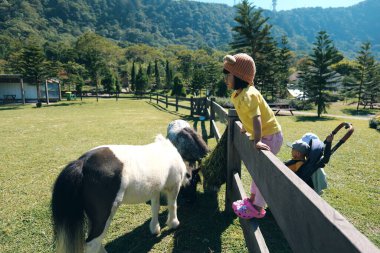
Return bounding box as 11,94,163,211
265,0,380,58
0,0,379,59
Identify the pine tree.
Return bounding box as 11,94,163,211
354,42,377,110
154,59,161,89
308,31,342,117
165,60,172,89
135,65,148,91
275,36,293,98
131,61,136,91
230,0,278,96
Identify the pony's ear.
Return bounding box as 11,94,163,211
172,127,209,163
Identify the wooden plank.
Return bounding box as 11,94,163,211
231,120,380,253
231,173,269,253
212,101,228,123
210,120,221,142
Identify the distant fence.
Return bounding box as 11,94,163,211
206,98,380,253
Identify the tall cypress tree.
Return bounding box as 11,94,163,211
131,61,136,91
165,60,172,89
308,31,342,117
154,59,161,89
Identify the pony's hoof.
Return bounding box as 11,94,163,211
166,219,180,229
150,223,161,235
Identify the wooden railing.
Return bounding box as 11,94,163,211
207,98,379,253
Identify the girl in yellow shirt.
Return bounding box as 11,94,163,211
224,53,283,219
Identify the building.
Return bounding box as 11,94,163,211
0,74,62,104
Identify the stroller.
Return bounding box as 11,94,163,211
295,122,354,193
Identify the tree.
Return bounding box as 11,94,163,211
353,42,378,110
165,60,172,90
75,32,122,101
135,65,148,91
8,42,46,103
131,61,136,91
154,59,161,89
230,0,278,96
275,36,293,98
171,76,186,97
308,31,342,117
204,61,220,96
190,65,207,96
102,67,117,94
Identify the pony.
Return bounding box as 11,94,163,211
51,134,191,253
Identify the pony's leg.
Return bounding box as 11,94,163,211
149,192,161,235
85,202,120,253
165,185,180,229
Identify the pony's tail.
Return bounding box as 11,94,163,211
51,159,85,253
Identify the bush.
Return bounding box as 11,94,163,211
212,96,234,108
289,99,314,110
369,114,380,131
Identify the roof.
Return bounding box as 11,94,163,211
0,74,22,83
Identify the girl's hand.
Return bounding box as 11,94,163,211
254,140,271,151
240,126,247,133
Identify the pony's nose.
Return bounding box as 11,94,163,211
186,173,191,179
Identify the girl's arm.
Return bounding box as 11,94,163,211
253,115,270,151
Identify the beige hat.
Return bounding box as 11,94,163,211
223,53,256,84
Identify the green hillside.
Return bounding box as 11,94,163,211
0,0,379,58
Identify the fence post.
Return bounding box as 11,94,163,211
166,95,168,108
156,93,158,104
209,97,215,138
150,92,152,102
190,96,194,117
225,109,241,213
176,96,179,112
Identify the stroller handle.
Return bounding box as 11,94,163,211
330,122,354,154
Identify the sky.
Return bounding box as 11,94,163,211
194,0,365,11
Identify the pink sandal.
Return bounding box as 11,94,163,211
232,198,266,219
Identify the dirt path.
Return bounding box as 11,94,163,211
286,110,372,121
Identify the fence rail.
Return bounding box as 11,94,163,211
206,99,379,253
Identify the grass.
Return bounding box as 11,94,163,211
0,98,379,252
304,100,379,117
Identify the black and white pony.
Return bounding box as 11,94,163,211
51,120,209,253
52,135,191,253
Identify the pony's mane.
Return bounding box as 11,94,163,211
155,134,166,142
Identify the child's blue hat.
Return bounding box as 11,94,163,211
301,133,319,145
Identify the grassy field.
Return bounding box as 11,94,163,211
0,98,379,252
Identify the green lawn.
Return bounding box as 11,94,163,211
0,98,378,252
304,100,379,117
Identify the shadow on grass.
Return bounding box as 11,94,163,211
46,102,89,107
341,108,378,116
295,115,336,122
105,213,173,253
257,209,292,253
0,105,24,111
193,118,209,144
106,191,235,253
147,101,190,119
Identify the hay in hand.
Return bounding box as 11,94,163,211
201,128,228,192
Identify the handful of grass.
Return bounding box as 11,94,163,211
201,128,228,192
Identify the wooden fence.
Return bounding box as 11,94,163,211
206,98,380,253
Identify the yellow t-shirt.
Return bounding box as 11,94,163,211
231,86,281,140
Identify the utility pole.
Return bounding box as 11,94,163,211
272,0,277,12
